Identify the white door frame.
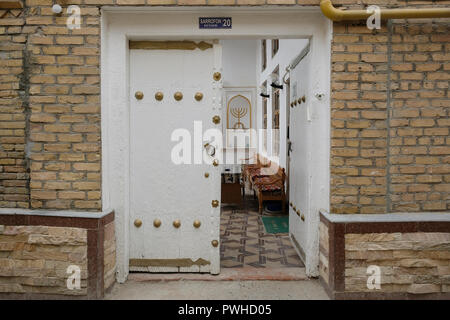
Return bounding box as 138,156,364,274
101,6,332,283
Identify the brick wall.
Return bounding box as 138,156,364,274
0,1,449,213
389,21,450,213
331,18,449,214
331,22,390,214
27,2,102,211
0,8,29,209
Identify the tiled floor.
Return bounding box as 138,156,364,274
220,198,304,269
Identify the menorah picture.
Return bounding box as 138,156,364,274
225,91,253,148
230,106,248,129
226,94,251,130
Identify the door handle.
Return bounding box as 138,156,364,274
204,142,216,157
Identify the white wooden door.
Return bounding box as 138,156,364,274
288,49,311,263
129,42,222,274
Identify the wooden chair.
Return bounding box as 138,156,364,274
242,154,272,190
252,166,286,214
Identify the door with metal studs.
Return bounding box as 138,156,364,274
288,47,311,263
129,41,222,274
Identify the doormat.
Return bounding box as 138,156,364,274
261,216,289,234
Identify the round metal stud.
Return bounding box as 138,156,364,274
134,219,142,228
173,219,181,228
212,115,221,124
155,92,164,101
153,219,161,228
302,95,306,103
204,172,210,178
193,220,201,228
297,98,302,104
195,92,203,101
293,206,297,211
301,214,305,221
135,91,144,100
212,159,219,167
211,200,219,208
211,240,219,247
174,92,183,101
296,209,301,217
213,72,221,81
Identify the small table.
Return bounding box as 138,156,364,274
221,165,244,205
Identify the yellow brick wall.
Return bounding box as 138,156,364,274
27,3,101,210
389,21,450,212
331,18,450,214
0,21,29,209
331,23,390,214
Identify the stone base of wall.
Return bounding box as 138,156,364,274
320,211,450,300
103,220,116,292
0,210,115,299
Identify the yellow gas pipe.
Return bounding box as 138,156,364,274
320,0,450,21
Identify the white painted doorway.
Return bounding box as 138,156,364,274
288,42,327,276
288,44,311,265
128,42,222,274
102,8,331,282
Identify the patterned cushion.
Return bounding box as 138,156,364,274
253,177,283,192
248,168,269,181
243,164,259,176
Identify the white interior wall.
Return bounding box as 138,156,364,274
256,39,309,169
222,40,257,87
221,40,258,165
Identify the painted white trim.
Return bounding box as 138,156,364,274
102,6,321,14
320,210,450,223
0,208,112,219
100,9,110,214
101,8,332,282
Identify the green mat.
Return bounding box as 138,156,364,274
261,216,289,234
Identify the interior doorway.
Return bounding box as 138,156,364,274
219,38,309,273
101,8,331,282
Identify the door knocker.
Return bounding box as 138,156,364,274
204,142,216,157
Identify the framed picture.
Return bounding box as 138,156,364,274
224,88,255,149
